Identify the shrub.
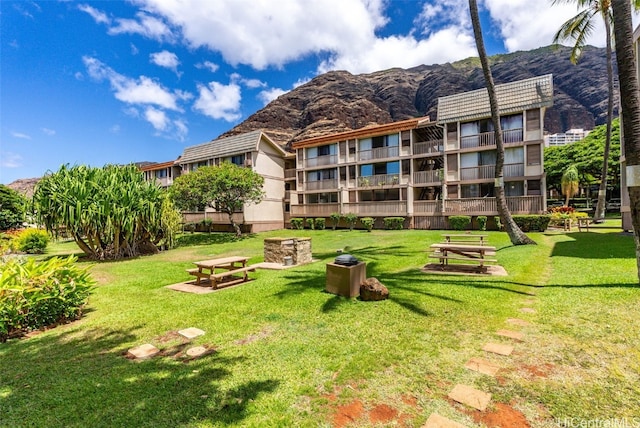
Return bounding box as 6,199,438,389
477,216,487,231
0,256,94,342
15,229,49,254
314,218,326,230
290,218,304,230
494,216,502,231
383,217,404,230
343,213,358,231
329,212,342,230
200,218,213,232
361,217,375,232
307,218,315,230
512,215,551,232
449,215,471,231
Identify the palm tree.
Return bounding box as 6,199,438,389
468,0,536,245
561,165,581,206
611,0,640,282
553,0,614,222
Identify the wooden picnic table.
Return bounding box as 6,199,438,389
187,256,254,288
429,243,497,272
441,234,489,245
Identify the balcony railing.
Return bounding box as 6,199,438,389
305,179,338,191
358,173,401,187
459,163,524,180
413,140,443,155
342,201,407,216
358,146,399,161
413,200,442,214
290,203,340,217
460,128,523,149
444,196,543,215
305,154,338,168
413,170,442,185
284,168,296,179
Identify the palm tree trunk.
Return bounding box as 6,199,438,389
611,0,640,283
469,0,536,245
593,16,615,222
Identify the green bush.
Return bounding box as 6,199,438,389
200,218,213,232
494,216,502,231
477,216,487,231
290,218,304,230
314,218,326,230
329,212,342,230
512,215,551,232
0,256,94,342
383,217,404,230
361,217,375,232
449,215,471,231
15,229,49,254
343,213,358,231
307,218,315,230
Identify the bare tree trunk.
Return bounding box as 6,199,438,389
593,16,615,223
228,212,242,236
469,0,536,245
612,0,640,283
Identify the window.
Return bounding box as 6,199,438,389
230,154,244,166
528,180,541,195
526,109,540,131
307,168,336,181
155,169,167,178
505,181,524,197
307,193,338,204
501,114,523,130
526,144,541,165
348,140,356,154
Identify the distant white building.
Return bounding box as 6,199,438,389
544,128,591,147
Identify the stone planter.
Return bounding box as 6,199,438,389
325,262,366,298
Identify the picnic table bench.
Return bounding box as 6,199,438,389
187,256,255,289
442,234,489,245
429,243,497,272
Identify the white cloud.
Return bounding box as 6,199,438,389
83,56,183,110
144,107,188,140
131,43,139,55
230,73,266,89
78,4,110,25
41,128,56,136
108,12,174,42
193,81,242,121
0,152,22,168
258,88,287,105
173,119,188,141
144,106,169,131
150,50,180,73
11,131,31,140
196,61,219,73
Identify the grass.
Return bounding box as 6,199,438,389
1,226,639,427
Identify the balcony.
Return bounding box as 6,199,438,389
443,196,544,215
290,203,340,217
305,154,338,168
459,163,524,181
413,200,443,214
413,170,442,185
305,179,338,191
460,128,523,149
284,168,296,179
357,173,401,187
413,140,443,155
358,146,399,161
342,201,407,216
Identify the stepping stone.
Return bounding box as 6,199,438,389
423,412,468,428
520,307,536,314
186,346,208,357
464,357,501,376
483,342,514,356
506,318,530,326
496,329,524,341
128,343,160,359
448,384,491,411
178,327,205,339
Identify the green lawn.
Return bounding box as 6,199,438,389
1,226,639,427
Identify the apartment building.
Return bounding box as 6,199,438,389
140,161,182,188
290,74,553,229
544,128,590,147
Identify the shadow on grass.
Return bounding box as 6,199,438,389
549,231,635,259
175,232,253,248
0,325,279,427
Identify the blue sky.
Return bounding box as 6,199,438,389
1,0,612,184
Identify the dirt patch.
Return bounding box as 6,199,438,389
401,394,418,407
234,327,273,345
154,330,186,343
369,403,398,424
521,363,555,378
333,399,365,427
468,402,530,428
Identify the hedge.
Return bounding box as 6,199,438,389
512,215,551,232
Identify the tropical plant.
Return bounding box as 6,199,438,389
32,164,172,260
561,165,581,206
314,218,326,230
383,217,404,230
290,218,304,230
360,217,374,232
477,215,488,231
0,185,25,231
611,0,640,282
343,213,358,231
329,212,342,230
14,228,49,254
169,163,264,237
469,0,536,245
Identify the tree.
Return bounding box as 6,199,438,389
552,0,616,222
0,185,25,230
33,164,175,260
561,165,581,205
169,163,264,236
611,0,640,282
468,0,536,245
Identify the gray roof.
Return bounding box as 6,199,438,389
178,130,282,164
437,74,554,124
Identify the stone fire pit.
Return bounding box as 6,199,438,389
263,237,312,266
